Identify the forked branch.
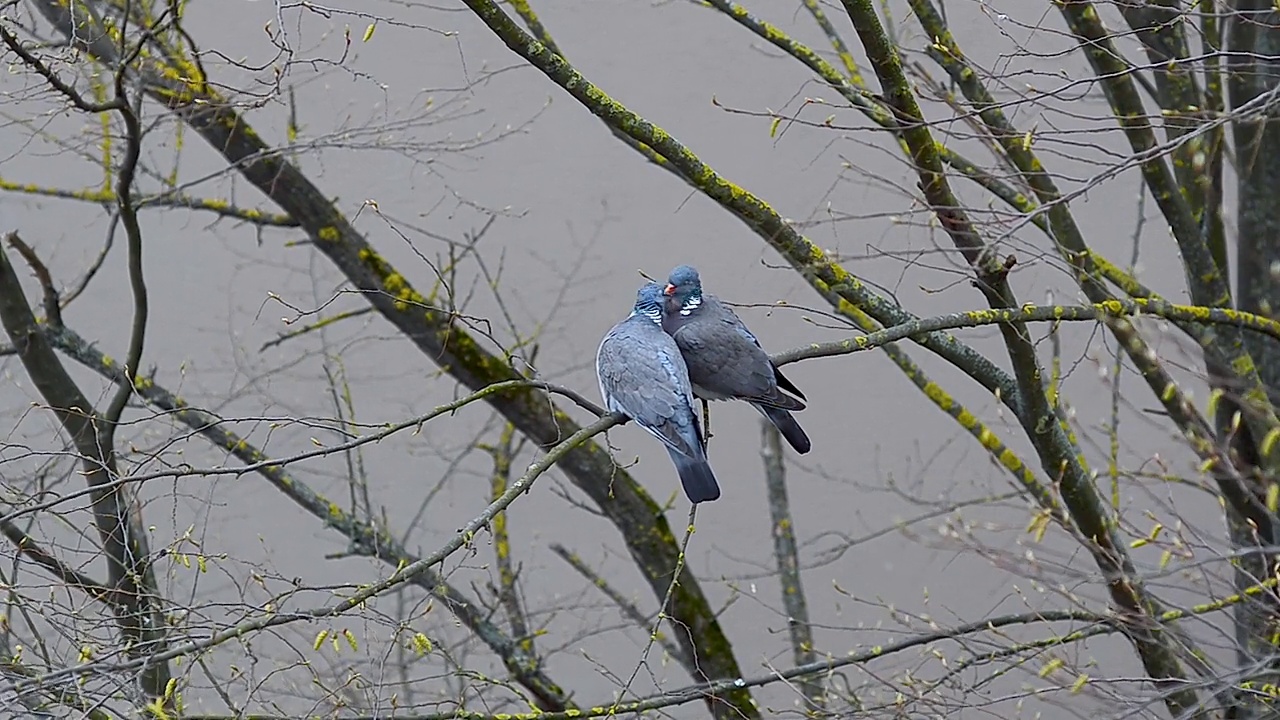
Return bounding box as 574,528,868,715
0,234,172,706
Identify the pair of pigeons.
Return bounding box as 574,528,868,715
596,265,809,505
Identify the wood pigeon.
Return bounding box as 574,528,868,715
596,282,721,503
662,265,812,454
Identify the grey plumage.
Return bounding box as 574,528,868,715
663,265,811,454
596,282,721,503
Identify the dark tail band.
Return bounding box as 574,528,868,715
772,363,807,402
760,405,812,454
669,450,721,503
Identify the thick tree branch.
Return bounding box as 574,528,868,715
1226,0,1280,697
476,1,1031,424
488,8,1099,576
33,327,595,710
0,518,121,606
17,3,757,715
774,301,1280,366
915,0,1280,497
8,413,621,700
1113,0,1222,271
0,234,172,704
1056,2,1226,306
837,1,1200,714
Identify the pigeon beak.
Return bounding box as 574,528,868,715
663,284,676,296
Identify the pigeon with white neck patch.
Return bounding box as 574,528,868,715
596,282,721,503
662,265,811,454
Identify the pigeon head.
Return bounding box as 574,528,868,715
663,265,703,314
631,282,666,325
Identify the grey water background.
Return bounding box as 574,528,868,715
0,0,1222,716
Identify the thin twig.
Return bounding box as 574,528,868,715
183,607,1125,720
0,358,611,525
0,234,172,704
0,519,121,606
259,307,375,352
610,503,699,715
39,330,574,709
548,543,690,671
9,413,620,701
0,656,115,720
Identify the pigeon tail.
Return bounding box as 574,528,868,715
668,450,721,503
755,388,805,412
772,363,807,402
757,404,812,454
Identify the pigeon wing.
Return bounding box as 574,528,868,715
597,322,704,459
705,296,807,408
670,298,791,406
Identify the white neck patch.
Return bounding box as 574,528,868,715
679,295,702,316
636,307,662,324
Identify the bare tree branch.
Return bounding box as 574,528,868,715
549,542,692,673
482,423,535,656
0,176,297,227
7,413,621,700
839,0,1198,713
0,517,121,607
759,421,822,712
13,3,754,713
32,327,577,710
0,233,172,704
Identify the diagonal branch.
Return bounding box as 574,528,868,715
914,0,1280,481
8,412,621,702
17,4,756,715
1111,0,1222,270
497,0,1030,423
40,324,575,709
548,543,692,672
1054,2,1215,295
0,233,172,704
0,517,122,607
836,1,1200,715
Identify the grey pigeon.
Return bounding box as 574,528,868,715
596,282,721,503
662,265,811,454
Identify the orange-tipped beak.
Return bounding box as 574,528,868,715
663,284,676,296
